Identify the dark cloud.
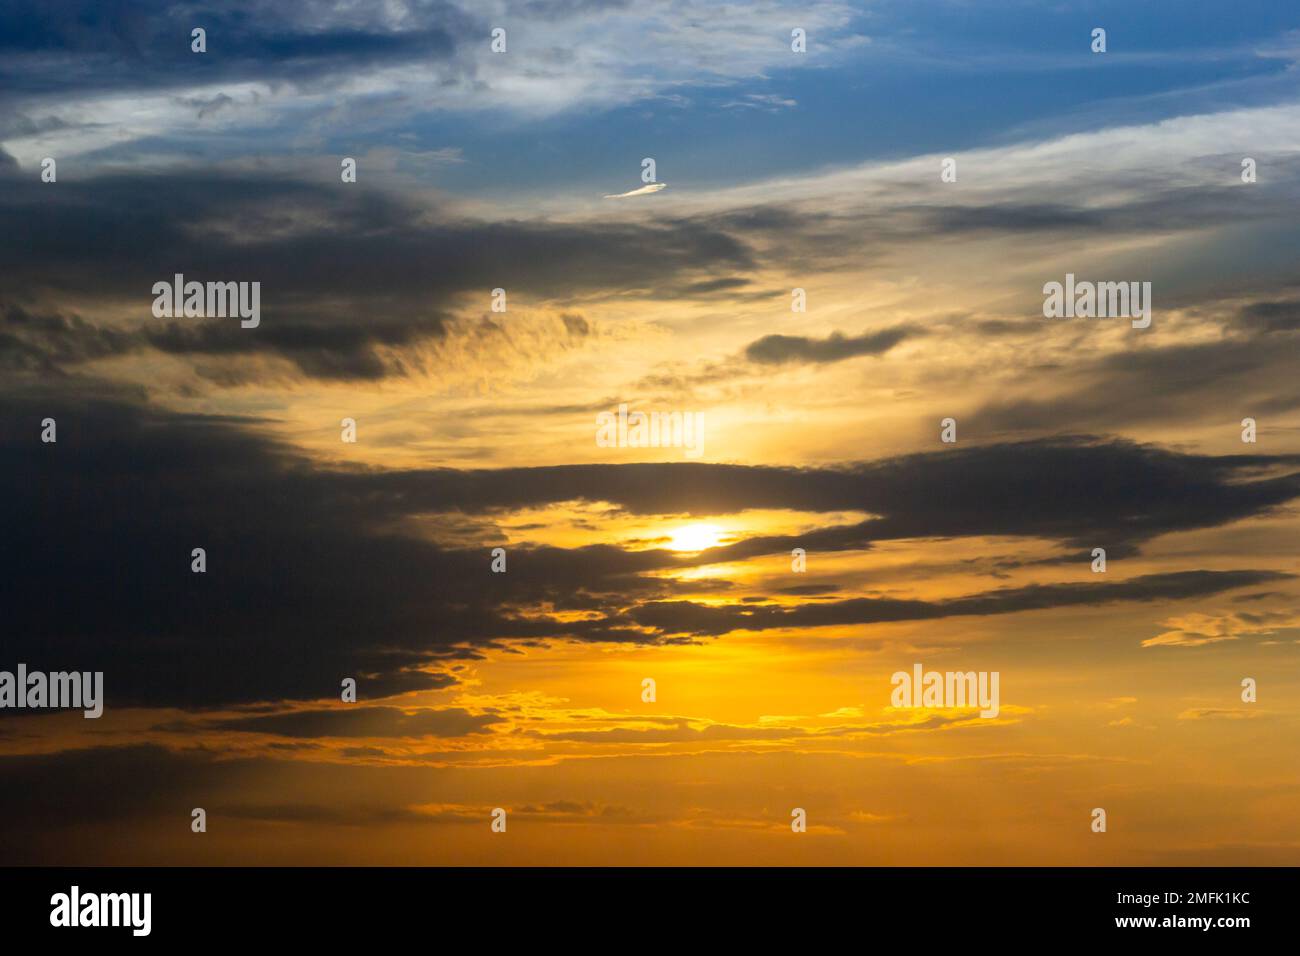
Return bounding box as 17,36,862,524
4,383,1297,708
911,181,1294,240
744,325,916,365
0,743,459,861
4,158,1294,393
201,705,500,738
348,436,1300,546
1237,298,1300,334
974,333,1300,432
776,584,842,596
0,0,470,99
0,168,755,381
560,312,591,336
621,570,1291,638
680,276,752,295
917,202,1110,234
0,744,259,832
0,302,140,373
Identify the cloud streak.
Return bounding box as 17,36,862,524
604,183,667,199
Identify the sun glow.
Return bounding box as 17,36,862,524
667,523,725,552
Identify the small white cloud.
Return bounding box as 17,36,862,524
722,93,798,111
603,182,667,199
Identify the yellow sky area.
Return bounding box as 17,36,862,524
498,506,860,554
28,670,1299,865
17,273,1298,864
9,575,1297,865
68,254,1300,475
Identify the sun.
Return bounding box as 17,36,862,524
667,523,725,552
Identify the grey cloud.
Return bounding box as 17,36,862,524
0,1,470,100
623,570,1292,638
0,168,755,382
1238,298,1300,333
5,384,1298,707
975,332,1300,433
203,705,500,738
745,325,917,365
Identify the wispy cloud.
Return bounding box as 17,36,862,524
604,182,667,199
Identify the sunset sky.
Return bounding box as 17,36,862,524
2,0,1299,865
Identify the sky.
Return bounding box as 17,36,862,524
1,0,1299,865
